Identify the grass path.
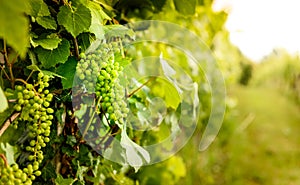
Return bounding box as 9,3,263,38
223,86,300,184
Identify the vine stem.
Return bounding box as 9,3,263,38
73,37,80,60
25,70,34,82
0,154,8,167
0,112,20,137
15,78,38,94
3,40,9,65
127,77,156,98
82,96,102,137
0,65,10,80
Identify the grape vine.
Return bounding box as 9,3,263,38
75,41,130,147
0,72,53,185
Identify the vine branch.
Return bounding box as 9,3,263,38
127,77,156,98
0,112,20,137
73,37,80,60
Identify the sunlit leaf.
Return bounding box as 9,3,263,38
120,127,150,172
55,174,75,185
0,143,18,165
36,16,57,30
31,33,62,50
87,1,108,40
29,0,51,17
0,0,29,58
0,87,8,113
57,5,92,37
104,25,135,40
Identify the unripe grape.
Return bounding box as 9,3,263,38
16,85,23,91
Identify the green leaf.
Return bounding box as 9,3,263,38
57,5,92,37
0,143,17,165
173,0,196,15
36,16,57,30
28,0,57,29
55,174,75,185
26,64,64,78
57,57,77,89
104,25,135,40
35,39,70,68
0,87,8,113
77,33,92,52
76,161,89,183
87,1,107,40
41,163,57,181
29,0,51,17
149,78,180,109
151,0,167,11
31,33,62,50
0,0,29,57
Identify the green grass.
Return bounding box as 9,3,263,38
222,86,300,185
179,85,300,185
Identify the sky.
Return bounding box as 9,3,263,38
212,0,300,62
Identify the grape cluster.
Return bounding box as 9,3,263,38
0,161,32,185
76,42,129,125
11,72,54,183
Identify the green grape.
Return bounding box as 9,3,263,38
10,72,54,184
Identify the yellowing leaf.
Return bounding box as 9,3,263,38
0,0,29,57
0,87,8,113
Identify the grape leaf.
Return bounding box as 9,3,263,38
149,78,180,109
36,16,57,30
87,1,108,40
0,143,18,165
173,0,196,15
55,174,75,185
57,5,92,37
104,25,135,40
120,127,150,172
0,0,29,58
29,0,51,17
35,39,70,68
151,0,167,11
31,34,62,50
28,0,57,29
56,57,77,89
0,87,8,113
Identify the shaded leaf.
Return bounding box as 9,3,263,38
57,5,92,37
36,16,57,30
57,57,77,89
35,39,70,68
173,0,196,15
151,0,167,11
55,174,75,185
